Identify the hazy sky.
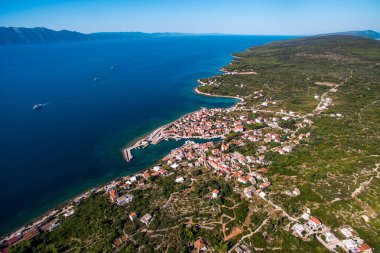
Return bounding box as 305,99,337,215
0,0,379,35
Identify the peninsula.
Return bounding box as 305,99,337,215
3,35,380,253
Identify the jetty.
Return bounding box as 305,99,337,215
121,148,133,162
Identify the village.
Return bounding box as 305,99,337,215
1,93,373,252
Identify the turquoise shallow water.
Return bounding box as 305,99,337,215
0,35,294,235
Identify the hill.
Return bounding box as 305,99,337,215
0,27,89,44
320,30,380,39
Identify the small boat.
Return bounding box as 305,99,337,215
33,104,44,111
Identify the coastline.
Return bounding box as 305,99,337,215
1,55,244,241
194,84,244,102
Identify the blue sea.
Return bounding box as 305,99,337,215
0,35,293,235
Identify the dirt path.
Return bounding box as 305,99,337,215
224,226,244,241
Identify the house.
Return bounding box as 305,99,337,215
358,243,372,253
175,177,185,183
292,223,306,237
260,181,271,190
221,143,229,151
106,183,117,191
212,189,220,199
340,227,353,238
238,176,248,184
246,175,256,185
109,190,118,202
258,191,266,198
124,181,131,189
292,188,301,196
129,212,137,221
40,218,61,232
8,234,22,245
301,213,310,220
258,167,267,173
159,169,168,175
140,213,152,226
170,163,180,169
308,216,322,230
22,227,40,241
235,244,251,253
143,172,150,179
138,180,145,186
324,232,339,244
243,186,256,198
343,239,358,252
233,125,244,133
194,238,207,251
116,195,133,206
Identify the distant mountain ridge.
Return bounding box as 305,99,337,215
1,27,380,45
0,27,189,45
319,30,380,39
0,27,88,44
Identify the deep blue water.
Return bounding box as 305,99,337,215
0,35,293,235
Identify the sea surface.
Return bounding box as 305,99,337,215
0,35,293,235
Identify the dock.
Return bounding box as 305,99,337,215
121,148,133,162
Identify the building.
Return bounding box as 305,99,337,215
116,195,133,206
238,176,248,184
358,243,372,253
301,212,310,220
343,239,358,252
212,189,220,199
140,213,152,226
221,143,229,151
8,234,22,245
233,125,244,133
194,238,207,251
292,223,306,237
109,190,118,202
40,218,61,232
243,186,256,198
175,177,185,183
21,227,40,241
308,216,322,230
340,227,353,238
235,244,251,253
143,172,150,179
129,212,137,221
324,232,339,244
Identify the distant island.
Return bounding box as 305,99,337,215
1,26,380,45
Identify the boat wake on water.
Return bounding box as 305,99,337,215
32,66,120,111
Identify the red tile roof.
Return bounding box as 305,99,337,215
309,216,321,225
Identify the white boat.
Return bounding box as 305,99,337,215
33,104,44,110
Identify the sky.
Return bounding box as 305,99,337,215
0,0,379,35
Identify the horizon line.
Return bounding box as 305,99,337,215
2,26,379,37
